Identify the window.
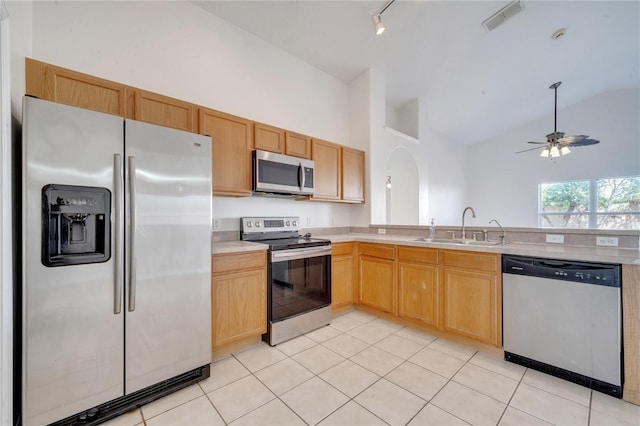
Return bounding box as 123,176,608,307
539,176,640,229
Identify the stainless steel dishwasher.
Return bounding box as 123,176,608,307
502,255,622,397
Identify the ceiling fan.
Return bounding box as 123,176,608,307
516,81,600,158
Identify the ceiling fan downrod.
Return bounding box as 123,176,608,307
550,81,561,135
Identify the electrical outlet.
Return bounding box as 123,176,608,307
306,217,312,226
596,236,619,247
546,234,564,244
213,218,220,230
378,228,386,234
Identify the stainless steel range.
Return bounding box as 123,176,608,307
241,217,332,345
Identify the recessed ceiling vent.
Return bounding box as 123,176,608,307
482,0,524,32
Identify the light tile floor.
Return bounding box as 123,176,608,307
105,310,640,426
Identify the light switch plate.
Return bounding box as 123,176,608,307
546,234,564,244
596,236,619,247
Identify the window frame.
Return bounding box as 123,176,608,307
538,176,640,229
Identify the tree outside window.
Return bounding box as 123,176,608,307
539,176,639,229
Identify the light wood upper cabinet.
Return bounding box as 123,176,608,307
254,122,285,153
358,243,396,314
199,108,254,196
332,243,355,311
441,250,501,346
285,131,311,159
398,247,439,327
212,251,267,348
26,58,127,117
311,139,342,201
130,89,197,133
342,147,365,203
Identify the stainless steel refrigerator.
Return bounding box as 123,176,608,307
21,96,212,425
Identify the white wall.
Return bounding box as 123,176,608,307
17,0,355,231
348,69,374,227
421,125,469,226
468,88,640,227
6,0,30,119
387,146,419,225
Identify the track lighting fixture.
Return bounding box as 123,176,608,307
372,0,395,36
373,14,385,35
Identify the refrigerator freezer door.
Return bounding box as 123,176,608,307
22,97,125,425
124,120,212,393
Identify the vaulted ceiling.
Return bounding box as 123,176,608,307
194,1,640,145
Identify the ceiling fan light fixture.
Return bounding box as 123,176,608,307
540,148,550,158
550,146,560,157
560,146,571,155
373,14,385,35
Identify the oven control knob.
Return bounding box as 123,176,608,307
286,221,290,226
246,222,252,227
292,221,297,226
255,221,261,227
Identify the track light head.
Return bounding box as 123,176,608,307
373,14,385,35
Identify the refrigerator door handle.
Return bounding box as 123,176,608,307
114,154,123,314
128,156,137,312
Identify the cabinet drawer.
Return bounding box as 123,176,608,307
398,246,438,265
332,242,354,256
212,251,266,275
358,243,395,260
442,250,498,273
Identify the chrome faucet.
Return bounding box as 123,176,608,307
489,219,507,244
461,206,476,240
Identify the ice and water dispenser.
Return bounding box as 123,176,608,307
42,184,111,267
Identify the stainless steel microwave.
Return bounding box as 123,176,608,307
253,150,315,196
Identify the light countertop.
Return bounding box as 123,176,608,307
213,233,640,265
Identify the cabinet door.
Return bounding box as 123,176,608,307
332,255,354,310
285,131,311,159
26,58,127,117
213,269,267,347
342,147,365,202
359,255,394,313
199,108,253,196
132,90,197,132
442,268,499,345
399,262,439,327
254,122,285,153
311,139,342,201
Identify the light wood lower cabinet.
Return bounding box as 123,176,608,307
331,243,355,311
441,250,501,346
398,247,439,327
358,243,396,314
212,251,267,348
622,264,640,404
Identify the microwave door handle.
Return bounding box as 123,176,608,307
299,162,305,191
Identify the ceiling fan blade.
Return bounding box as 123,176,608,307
516,146,544,154
568,138,600,147
557,134,588,144
527,141,547,144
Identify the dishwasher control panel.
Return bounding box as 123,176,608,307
502,255,620,287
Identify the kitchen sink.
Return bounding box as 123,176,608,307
413,237,504,246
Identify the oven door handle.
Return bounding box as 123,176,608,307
271,246,332,263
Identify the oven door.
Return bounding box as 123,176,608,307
269,245,331,323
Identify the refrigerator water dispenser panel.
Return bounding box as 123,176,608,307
42,184,111,267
